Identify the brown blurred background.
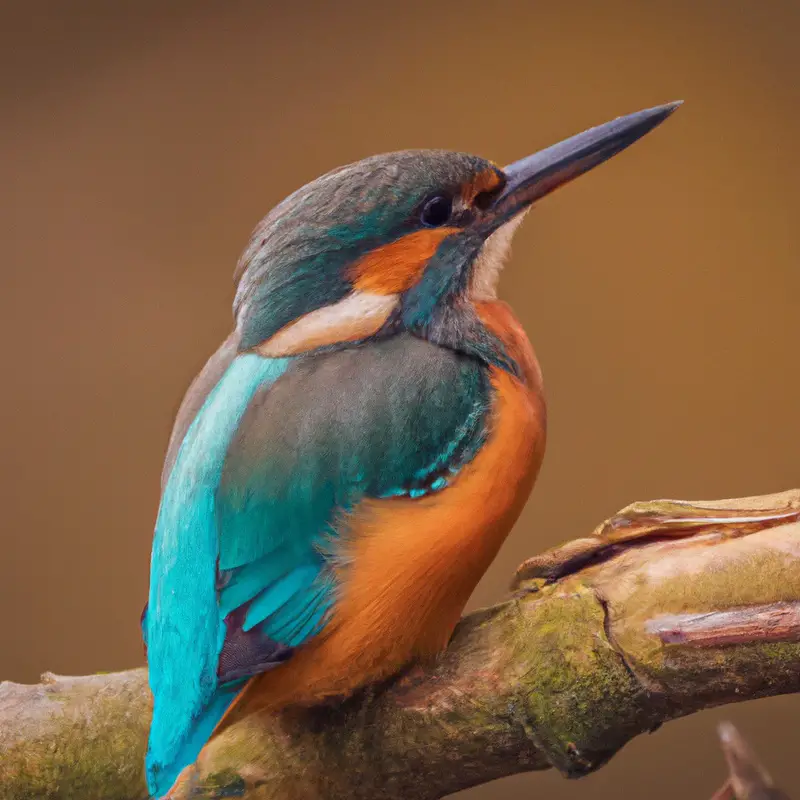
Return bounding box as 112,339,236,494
2,1,798,797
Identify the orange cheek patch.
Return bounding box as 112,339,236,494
463,167,504,205
349,227,458,294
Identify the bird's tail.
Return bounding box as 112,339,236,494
145,681,243,799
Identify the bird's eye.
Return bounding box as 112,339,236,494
420,195,453,227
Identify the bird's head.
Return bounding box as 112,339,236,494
234,102,680,366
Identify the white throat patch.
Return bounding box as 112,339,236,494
469,210,530,300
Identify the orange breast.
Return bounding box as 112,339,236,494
237,301,546,712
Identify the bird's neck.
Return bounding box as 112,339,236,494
405,297,534,383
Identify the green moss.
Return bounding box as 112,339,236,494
634,551,800,615
200,717,276,774
509,581,646,776
0,688,150,800
201,769,246,797
614,550,800,680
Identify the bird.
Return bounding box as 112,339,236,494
142,101,680,798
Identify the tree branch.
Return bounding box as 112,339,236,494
2,490,799,800
711,722,792,799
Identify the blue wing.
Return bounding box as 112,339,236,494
144,333,490,797
145,353,290,797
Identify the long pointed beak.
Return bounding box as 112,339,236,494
488,101,682,226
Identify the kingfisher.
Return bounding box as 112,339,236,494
142,102,680,797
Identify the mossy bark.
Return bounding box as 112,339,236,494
2,490,799,800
